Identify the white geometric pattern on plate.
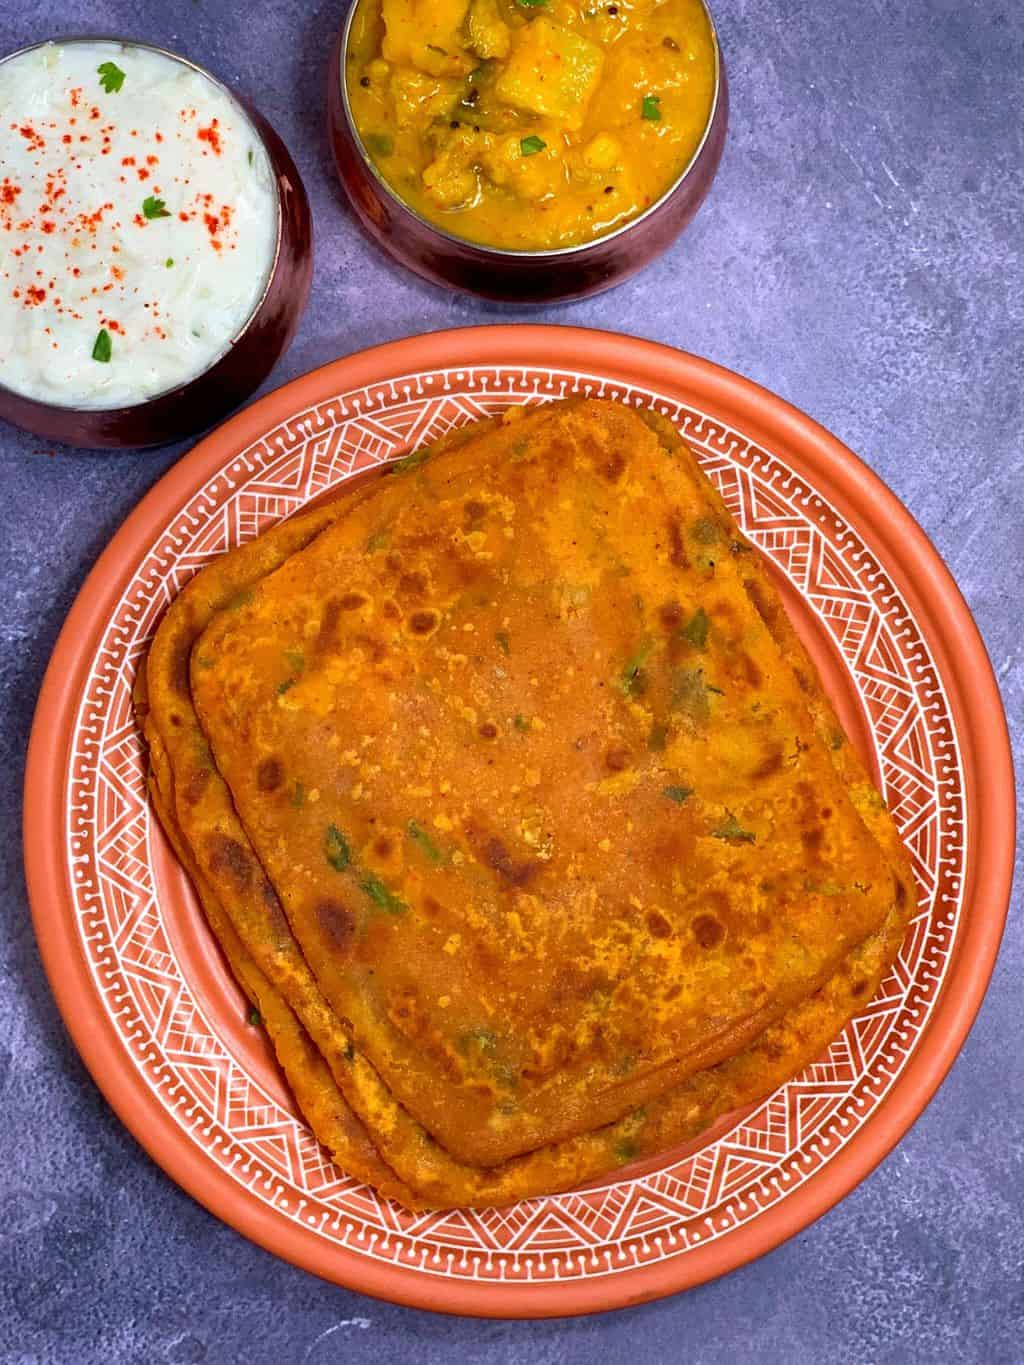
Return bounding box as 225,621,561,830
66,367,965,1284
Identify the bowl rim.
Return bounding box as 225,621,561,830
0,33,285,416
336,0,724,261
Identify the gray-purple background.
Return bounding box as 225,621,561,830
2,2,1021,1362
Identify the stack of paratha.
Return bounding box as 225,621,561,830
136,399,914,1209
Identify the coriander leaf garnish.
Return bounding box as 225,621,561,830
247,1007,262,1027
662,785,694,804
165,257,175,268
91,329,112,363
648,720,668,752
325,824,352,872
618,637,654,696
290,781,306,809
360,874,406,914
97,61,126,94
495,630,511,655
681,607,710,649
513,713,531,733
366,528,390,552
391,447,430,473
276,678,295,695
520,135,547,157
142,196,171,220
517,0,549,7
408,820,444,864
712,813,757,844
642,94,662,122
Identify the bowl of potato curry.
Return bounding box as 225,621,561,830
330,0,727,301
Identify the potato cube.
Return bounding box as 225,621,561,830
493,18,605,131
468,0,511,60
381,0,473,77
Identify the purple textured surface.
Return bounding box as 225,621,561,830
1,2,1021,1361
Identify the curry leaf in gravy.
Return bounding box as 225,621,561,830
520,135,547,157
325,824,352,871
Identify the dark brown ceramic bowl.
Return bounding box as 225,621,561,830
328,4,727,304
0,37,313,450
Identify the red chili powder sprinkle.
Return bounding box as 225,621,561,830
25,285,46,306
197,119,222,155
0,179,19,206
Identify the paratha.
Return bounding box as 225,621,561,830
185,401,908,1165
137,399,913,1207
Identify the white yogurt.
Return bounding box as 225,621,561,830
0,41,279,409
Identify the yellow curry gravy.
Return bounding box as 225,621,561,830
345,0,717,252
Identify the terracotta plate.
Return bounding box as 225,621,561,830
23,326,1014,1317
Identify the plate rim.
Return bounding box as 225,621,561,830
22,324,1016,1318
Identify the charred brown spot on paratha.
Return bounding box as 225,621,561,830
184,767,210,806
850,977,868,997
802,825,825,856
751,747,784,781
170,633,193,698
316,898,356,954
398,571,428,601
659,601,684,631
605,746,631,772
206,833,253,889
314,598,344,655
408,609,439,637
646,910,672,939
692,914,725,949
478,721,498,739
338,592,369,612
601,450,626,483
256,756,284,793
463,500,487,526
666,515,689,569
482,836,539,889
381,598,403,622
